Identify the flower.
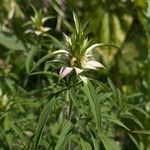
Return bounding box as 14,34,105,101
25,5,52,36
53,13,105,80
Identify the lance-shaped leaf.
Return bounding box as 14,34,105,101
80,76,101,133
132,130,150,135
33,98,57,150
55,120,74,150
102,114,130,131
26,47,37,73
63,33,72,46
73,12,80,34
85,43,104,54
85,43,121,55
52,49,70,55
99,132,121,150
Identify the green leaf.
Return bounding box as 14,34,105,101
128,134,139,149
127,105,149,118
47,35,64,48
4,78,15,92
91,134,99,150
30,53,53,72
69,88,81,111
0,33,25,50
132,130,150,135
107,78,116,93
80,138,92,150
127,93,143,99
55,120,74,150
99,92,113,103
102,114,130,131
73,12,80,34
63,33,72,46
99,132,121,150
29,71,57,77
122,112,144,129
4,114,13,150
30,50,70,72
33,98,57,150
80,76,101,133
26,47,38,73
10,122,28,146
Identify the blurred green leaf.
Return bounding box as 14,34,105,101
55,120,74,150
0,33,25,50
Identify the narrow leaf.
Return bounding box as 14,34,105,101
26,47,37,73
80,138,92,150
122,113,144,129
55,121,74,150
30,53,54,72
99,132,121,150
10,122,28,145
128,134,139,149
91,135,99,150
80,76,101,133
132,130,150,135
102,114,130,131
33,98,57,150
73,12,80,33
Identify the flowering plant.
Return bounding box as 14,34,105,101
53,13,105,80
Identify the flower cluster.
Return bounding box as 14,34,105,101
25,5,52,36
53,13,105,80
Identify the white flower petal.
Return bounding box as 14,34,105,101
85,60,105,70
35,30,42,35
74,67,83,75
59,66,73,79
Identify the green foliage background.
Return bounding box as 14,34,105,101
0,0,150,149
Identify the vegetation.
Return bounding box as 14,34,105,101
0,0,150,149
